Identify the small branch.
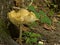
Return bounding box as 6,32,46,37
28,0,33,7
13,6,21,9
26,0,33,9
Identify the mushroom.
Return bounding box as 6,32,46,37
7,8,38,45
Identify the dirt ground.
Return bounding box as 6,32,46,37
33,22,60,45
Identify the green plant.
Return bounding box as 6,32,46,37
28,5,40,19
38,44,43,45
39,10,51,25
22,31,41,45
28,21,38,28
28,5,52,25
48,10,54,16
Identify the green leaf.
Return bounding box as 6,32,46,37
28,22,38,28
30,33,41,37
49,10,54,16
28,5,35,12
28,5,40,19
39,10,46,16
30,38,38,43
26,38,31,43
39,10,51,25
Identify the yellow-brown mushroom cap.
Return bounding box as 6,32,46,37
7,8,39,26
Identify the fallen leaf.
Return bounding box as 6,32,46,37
43,24,56,30
43,24,51,30
52,17,58,23
56,14,60,17
51,25,56,30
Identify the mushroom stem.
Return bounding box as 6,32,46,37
19,24,23,45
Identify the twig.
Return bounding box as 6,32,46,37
13,6,20,9
28,0,33,7
26,0,33,9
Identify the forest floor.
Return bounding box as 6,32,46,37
7,0,60,45
0,0,60,45
31,0,60,45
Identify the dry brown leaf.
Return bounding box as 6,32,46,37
43,24,51,30
14,0,22,6
43,24,56,30
57,14,60,17
51,25,56,30
52,17,58,23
